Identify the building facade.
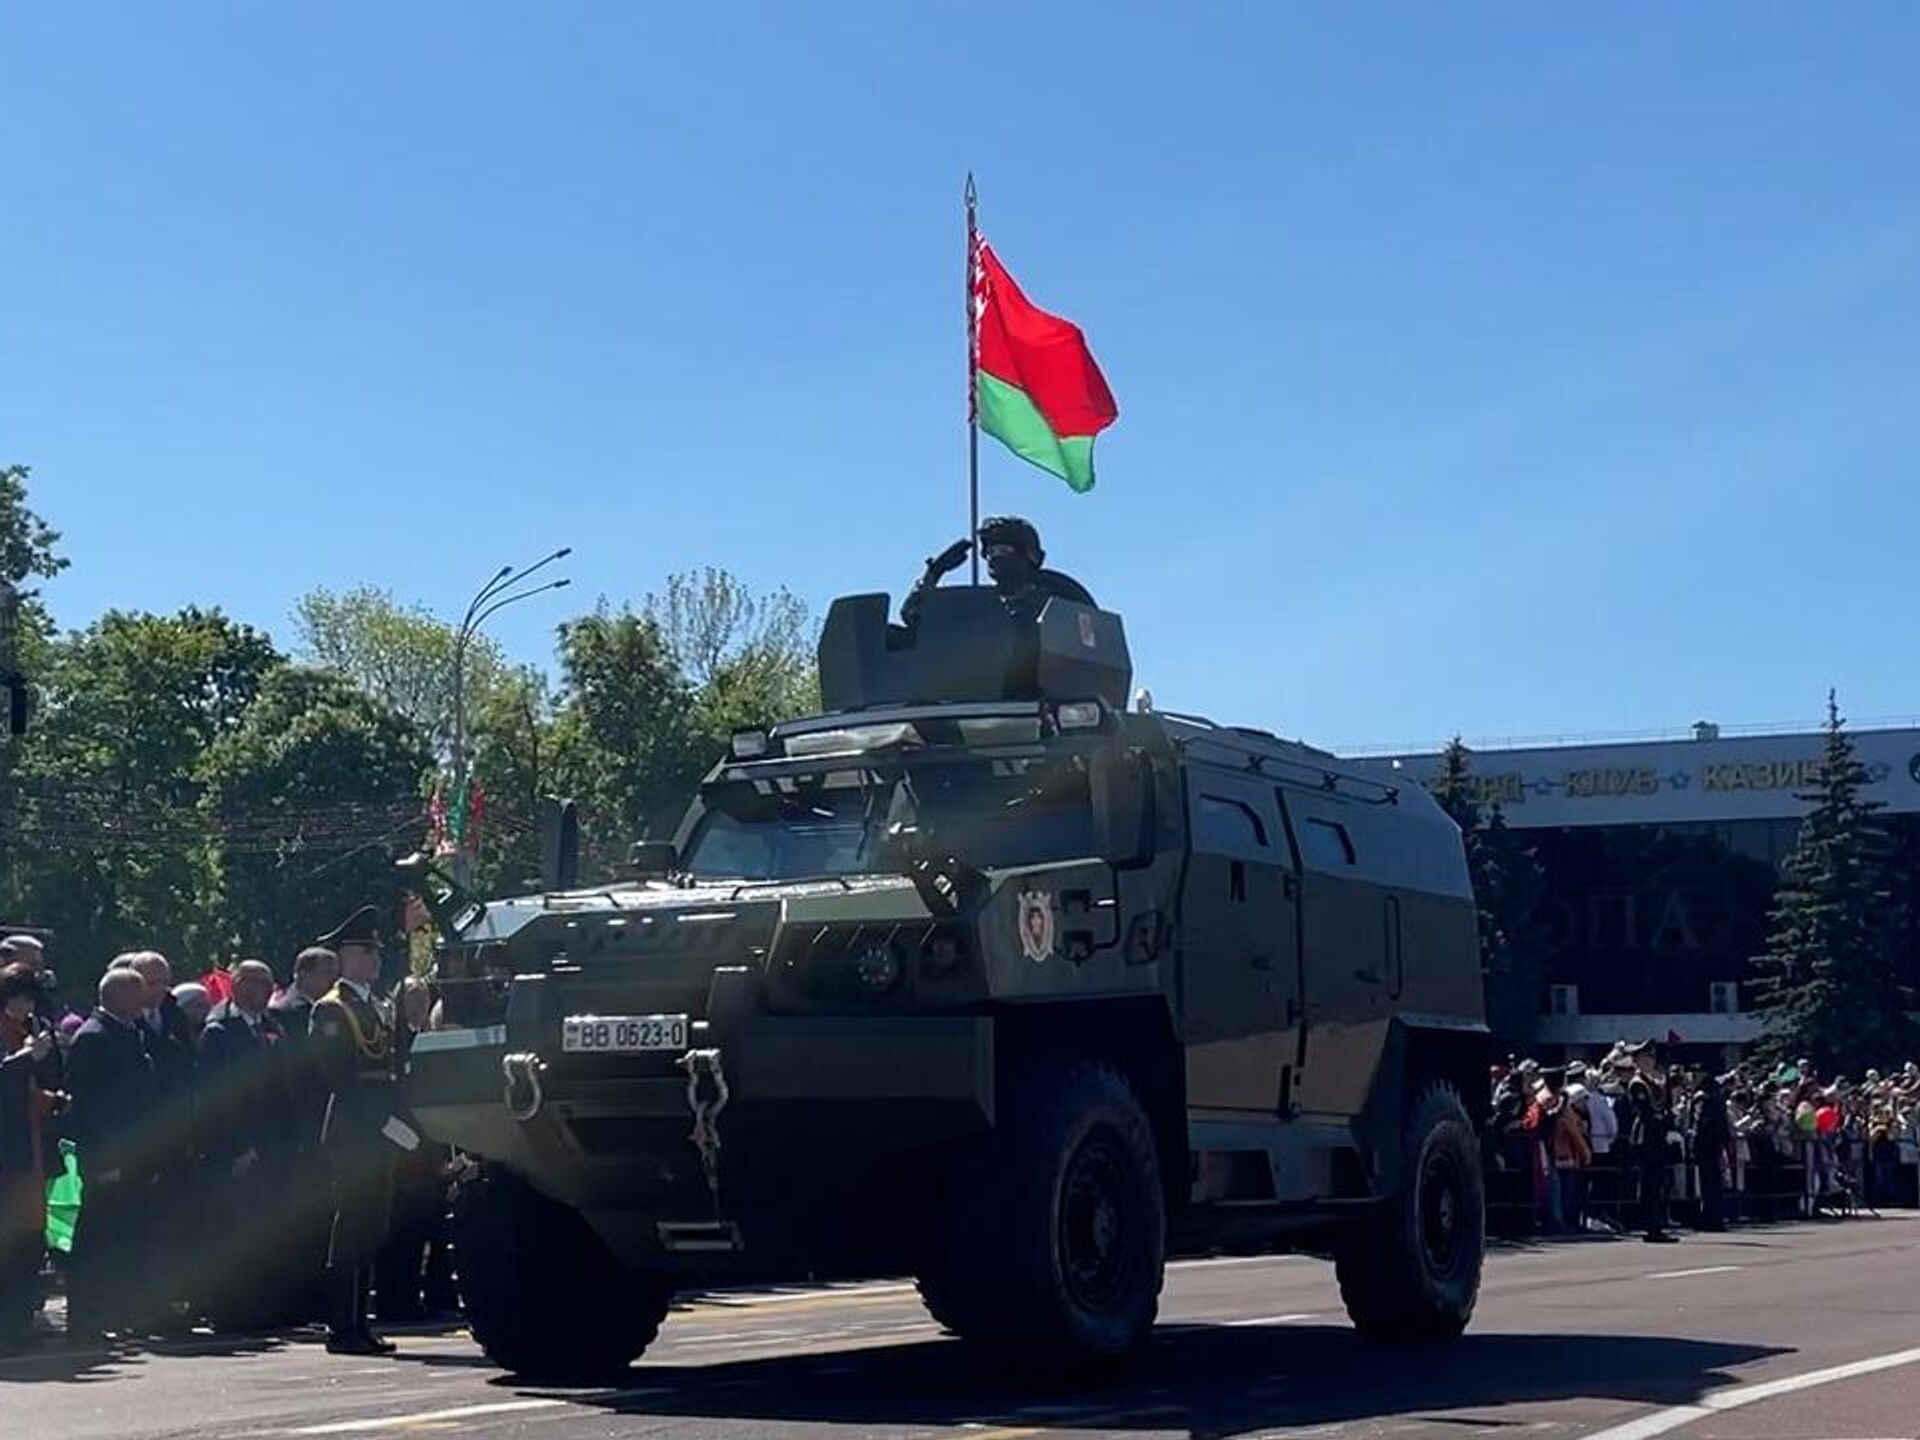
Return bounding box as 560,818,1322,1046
1359,724,1920,1063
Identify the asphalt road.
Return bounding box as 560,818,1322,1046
6,1215,1919,1440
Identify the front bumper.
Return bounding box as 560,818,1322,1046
408,989,993,1272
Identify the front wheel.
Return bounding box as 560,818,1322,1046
1336,1081,1484,1343
917,1058,1165,1371
453,1168,672,1379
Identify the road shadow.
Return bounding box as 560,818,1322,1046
506,1326,1789,1438
0,1330,299,1385
0,1340,135,1385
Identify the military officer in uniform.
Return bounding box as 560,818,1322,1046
310,907,401,1355
900,515,1096,632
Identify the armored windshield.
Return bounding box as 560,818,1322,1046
684,749,1096,881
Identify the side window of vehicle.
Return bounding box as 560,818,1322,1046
1194,794,1267,855
1299,816,1356,867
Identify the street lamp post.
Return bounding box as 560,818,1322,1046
449,548,572,885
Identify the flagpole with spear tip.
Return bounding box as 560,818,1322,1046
966,172,981,585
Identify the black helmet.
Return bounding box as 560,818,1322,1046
977,515,1044,565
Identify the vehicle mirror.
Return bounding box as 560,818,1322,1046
629,840,679,878
1092,746,1155,868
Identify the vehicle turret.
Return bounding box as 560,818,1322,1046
816,587,1131,711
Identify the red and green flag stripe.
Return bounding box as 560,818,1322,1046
973,239,1118,493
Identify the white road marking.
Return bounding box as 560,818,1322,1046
289,1401,565,1434
1644,1264,1741,1280
1224,1312,1317,1327
285,1389,666,1435
1579,1346,1920,1440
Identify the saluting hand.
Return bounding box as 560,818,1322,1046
926,538,972,578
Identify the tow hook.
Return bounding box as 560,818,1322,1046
678,1047,730,1214
502,1051,547,1122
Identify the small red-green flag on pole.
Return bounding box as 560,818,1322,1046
967,187,1118,496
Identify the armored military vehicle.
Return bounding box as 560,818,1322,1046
409,585,1489,1379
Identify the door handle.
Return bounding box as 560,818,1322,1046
1354,968,1383,985
1250,953,1271,971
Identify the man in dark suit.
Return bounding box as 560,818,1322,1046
270,944,340,1323
64,968,158,1341
126,951,202,1330
198,961,285,1330
311,908,402,1356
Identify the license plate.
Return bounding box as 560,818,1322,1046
561,1014,689,1054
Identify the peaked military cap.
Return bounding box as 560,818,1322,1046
316,904,382,950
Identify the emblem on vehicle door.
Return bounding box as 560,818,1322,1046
1018,890,1056,964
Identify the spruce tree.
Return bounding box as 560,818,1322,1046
1753,694,1918,1073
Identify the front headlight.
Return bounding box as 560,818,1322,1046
852,938,902,994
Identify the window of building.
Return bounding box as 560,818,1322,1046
1767,818,1802,867
1722,820,1774,864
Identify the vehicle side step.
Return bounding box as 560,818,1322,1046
657,1220,744,1253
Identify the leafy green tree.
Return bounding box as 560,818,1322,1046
0,463,66,917
294,584,507,746
466,666,551,895
546,606,707,879
0,461,66,686
201,667,432,969
8,609,282,981
644,568,818,735
1753,694,1918,1072
294,583,562,895
0,463,67,593
1431,737,1547,1048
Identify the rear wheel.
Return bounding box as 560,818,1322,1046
453,1168,672,1379
917,1058,1165,1372
1336,1081,1483,1342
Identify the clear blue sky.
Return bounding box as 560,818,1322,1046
5,5,1918,750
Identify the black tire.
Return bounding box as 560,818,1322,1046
917,1057,1165,1371
1336,1081,1484,1343
452,1168,671,1379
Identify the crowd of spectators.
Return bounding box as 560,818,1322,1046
1487,1040,1920,1243
0,934,454,1354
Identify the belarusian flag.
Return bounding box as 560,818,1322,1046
973,238,1118,493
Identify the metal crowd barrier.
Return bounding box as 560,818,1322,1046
1482,1132,1918,1239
